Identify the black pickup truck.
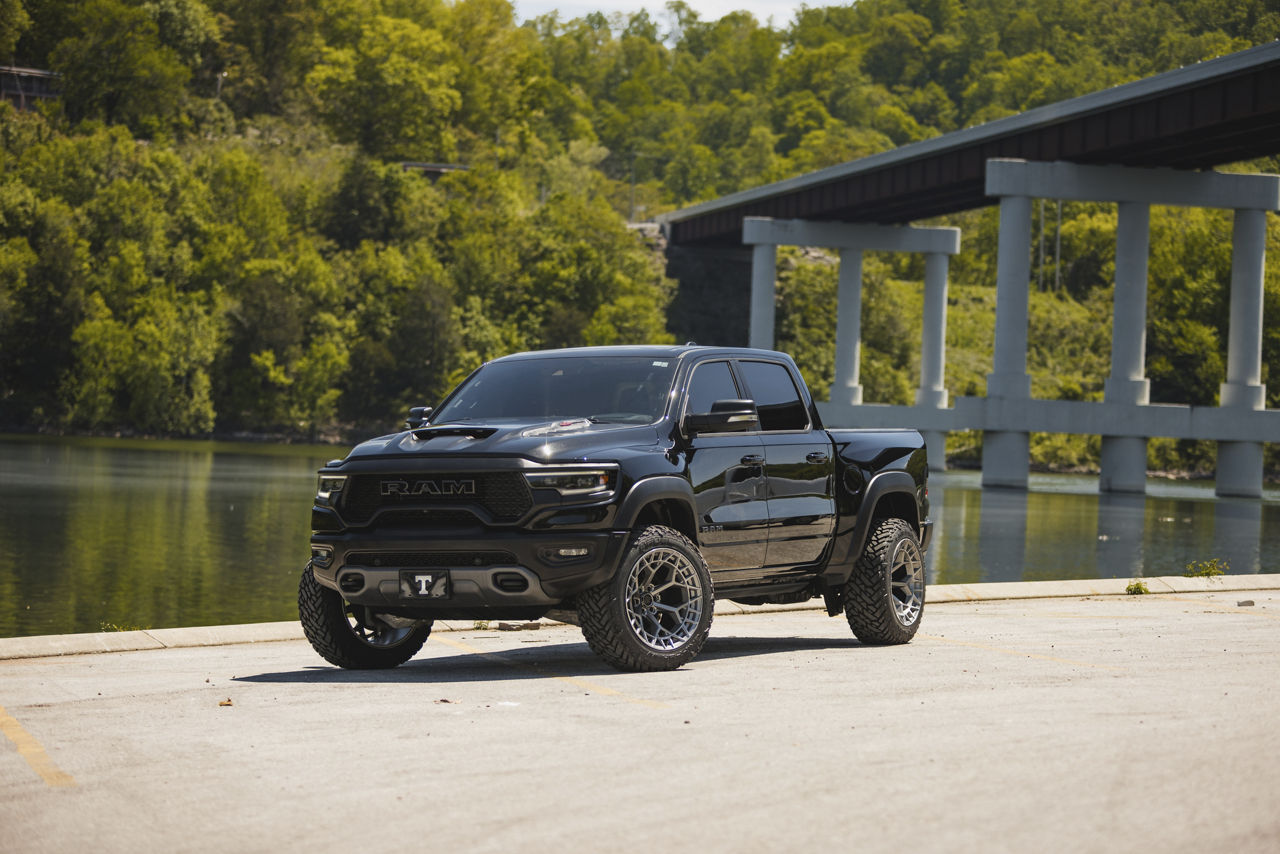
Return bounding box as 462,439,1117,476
302,345,931,672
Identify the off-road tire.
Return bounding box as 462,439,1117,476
298,562,432,669
577,525,714,672
844,517,925,644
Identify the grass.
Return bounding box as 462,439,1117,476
1184,558,1227,578
1125,580,1149,595
99,621,150,632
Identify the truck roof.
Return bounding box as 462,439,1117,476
492,344,793,362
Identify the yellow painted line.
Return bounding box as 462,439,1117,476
0,704,76,788
918,634,1124,671
431,635,669,710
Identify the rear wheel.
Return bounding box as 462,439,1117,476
298,563,432,668
577,525,713,672
844,518,925,644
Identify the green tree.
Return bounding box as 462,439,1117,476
50,0,191,135
443,0,543,160
204,0,325,114
306,14,461,161
334,240,460,424
325,154,441,250
0,0,31,62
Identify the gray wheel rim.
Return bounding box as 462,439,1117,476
345,604,415,648
890,539,925,626
625,546,704,651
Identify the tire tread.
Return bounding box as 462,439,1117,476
844,517,923,645
577,525,713,672
298,563,431,669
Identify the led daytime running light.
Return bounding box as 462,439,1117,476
317,475,347,494
525,470,613,496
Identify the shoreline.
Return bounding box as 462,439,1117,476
2,574,1275,661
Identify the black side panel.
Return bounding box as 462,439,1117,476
614,476,699,541
820,470,921,589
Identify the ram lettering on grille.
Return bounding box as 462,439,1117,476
380,479,477,497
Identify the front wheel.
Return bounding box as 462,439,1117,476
298,563,432,669
844,518,925,644
577,525,714,672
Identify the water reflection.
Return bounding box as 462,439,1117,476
0,437,331,638
926,471,1278,585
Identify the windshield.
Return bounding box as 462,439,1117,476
433,355,678,424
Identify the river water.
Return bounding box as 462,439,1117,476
1,436,1277,638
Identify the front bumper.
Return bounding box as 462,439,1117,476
310,529,629,614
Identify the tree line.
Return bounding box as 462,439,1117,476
0,0,1277,471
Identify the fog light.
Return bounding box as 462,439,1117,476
311,545,334,568
557,547,589,558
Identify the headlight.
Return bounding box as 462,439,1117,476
524,470,614,497
316,475,347,505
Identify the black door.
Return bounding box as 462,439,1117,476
681,360,769,577
735,359,836,569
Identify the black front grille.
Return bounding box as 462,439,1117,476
369,509,482,530
345,551,517,568
340,472,533,524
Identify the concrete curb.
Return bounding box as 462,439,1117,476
2,575,1276,661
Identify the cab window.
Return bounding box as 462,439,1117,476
685,361,740,416
737,361,808,431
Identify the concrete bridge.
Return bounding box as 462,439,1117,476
659,42,1280,498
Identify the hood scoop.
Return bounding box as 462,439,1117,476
410,426,499,441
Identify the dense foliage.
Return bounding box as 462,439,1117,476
0,0,1277,471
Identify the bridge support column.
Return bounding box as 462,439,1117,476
983,194,1033,489
1216,208,1268,498
741,217,960,454
1101,201,1152,493
917,252,951,470
749,243,777,349
832,249,864,405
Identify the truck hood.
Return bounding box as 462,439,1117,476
339,419,666,464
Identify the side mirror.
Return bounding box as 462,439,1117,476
683,399,759,435
405,406,433,429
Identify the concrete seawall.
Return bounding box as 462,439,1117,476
3,574,1276,661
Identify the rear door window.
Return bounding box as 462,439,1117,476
737,361,808,431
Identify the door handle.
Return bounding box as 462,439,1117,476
806,452,830,464
740,454,765,465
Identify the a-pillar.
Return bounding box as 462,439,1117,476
831,249,864,405
1100,201,1151,493
916,252,950,470
1216,208,1268,498
983,195,1033,489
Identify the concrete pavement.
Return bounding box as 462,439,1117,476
1,584,1278,854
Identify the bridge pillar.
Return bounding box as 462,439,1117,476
742,218,959,471
983,194,1033,489
1100,201,1152,493
832,249,864,405
1216,208,1268,498
749,243,777,349
917,252,951,469
983,159,1279,496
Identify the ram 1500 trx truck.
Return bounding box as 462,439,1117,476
301,345,932,672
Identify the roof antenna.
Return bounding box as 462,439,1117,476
685,341,697,346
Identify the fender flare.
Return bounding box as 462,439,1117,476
821,470,921,589
613,476,700,545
